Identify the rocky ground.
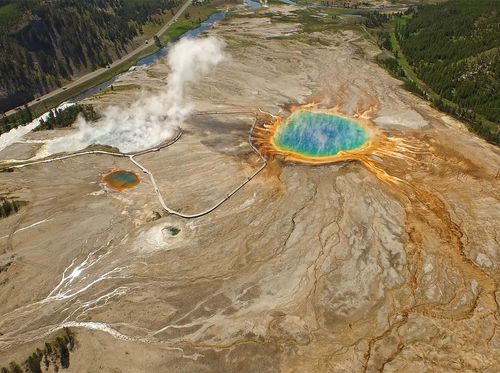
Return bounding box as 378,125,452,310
0,4,499,373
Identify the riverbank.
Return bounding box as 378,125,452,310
0,0,221,134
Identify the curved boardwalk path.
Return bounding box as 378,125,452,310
1,111,267,219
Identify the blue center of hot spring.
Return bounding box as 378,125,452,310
107,171,138,185
274,111,370,157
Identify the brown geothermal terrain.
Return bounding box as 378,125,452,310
0,5,499,373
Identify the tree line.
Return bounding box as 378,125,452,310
36,104,99,131
396,0,499,143
1,328,75,373
0,0,180,113
0,198,25,219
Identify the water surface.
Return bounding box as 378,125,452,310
71,12,227,103
274,111,370,158
103,170,140,191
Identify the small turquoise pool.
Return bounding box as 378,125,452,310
103,170,140,191
273,111,370,158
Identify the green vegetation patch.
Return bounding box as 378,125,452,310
1,328,75,373
376,54,405,80
119,0,179,24
0,3,21,31
36,104,99,131
0,0,180,115
0,197,27,219
268,7,362,34
397,0,499,142
0,1,219,134
163,5,217,43
365,1,499,144
166,19,201,42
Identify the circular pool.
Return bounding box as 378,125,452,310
103,170,140,191
272,111,370,159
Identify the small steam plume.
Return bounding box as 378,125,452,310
48,36,226,153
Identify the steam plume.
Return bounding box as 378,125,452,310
48,36,226,153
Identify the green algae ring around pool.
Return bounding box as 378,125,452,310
273,111,370,159
103,170,140,191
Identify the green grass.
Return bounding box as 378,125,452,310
390,34,417,79
162,6,217,43
164,20,200,42
390,0,448,3
388,17,440,100
0,3,21,30
268,7,362,34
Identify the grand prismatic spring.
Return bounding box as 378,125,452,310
253,109,382,164
273,111,370,159
252,107,408,185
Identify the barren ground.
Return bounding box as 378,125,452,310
0,5,499,373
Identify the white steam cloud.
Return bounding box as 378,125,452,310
48,36,226,153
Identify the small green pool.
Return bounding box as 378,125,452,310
103,170,140,191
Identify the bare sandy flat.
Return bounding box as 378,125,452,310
0,5,499,372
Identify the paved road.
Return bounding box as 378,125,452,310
3,0,193,118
